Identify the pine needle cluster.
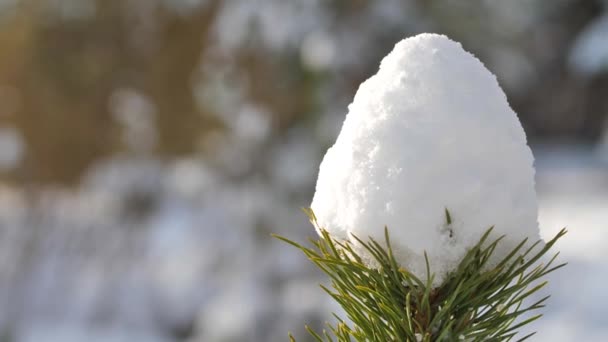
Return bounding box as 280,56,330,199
274,209,566,342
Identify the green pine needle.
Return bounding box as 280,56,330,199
273,209,566,342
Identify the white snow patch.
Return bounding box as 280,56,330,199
109,88,157,153
569,14,608,76
311,33,540,285
539,195,608,262
0,126,25,170
300,31,336,72
19,323,169,342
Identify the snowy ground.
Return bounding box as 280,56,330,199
533,143,608,341
0,142,606,342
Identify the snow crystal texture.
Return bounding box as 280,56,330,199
311,33,540,285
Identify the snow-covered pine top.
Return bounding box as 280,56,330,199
310,33,540,286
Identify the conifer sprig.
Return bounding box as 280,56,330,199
274,209,566,342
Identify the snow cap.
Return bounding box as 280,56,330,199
311,33,540,285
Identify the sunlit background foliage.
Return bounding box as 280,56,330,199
0,1,607,341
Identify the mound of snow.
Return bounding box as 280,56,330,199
311,33,540,285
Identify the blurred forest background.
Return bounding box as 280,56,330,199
0,0,608,341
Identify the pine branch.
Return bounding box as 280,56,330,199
274,210,566,342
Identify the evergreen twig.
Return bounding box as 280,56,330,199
274,209,566,342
